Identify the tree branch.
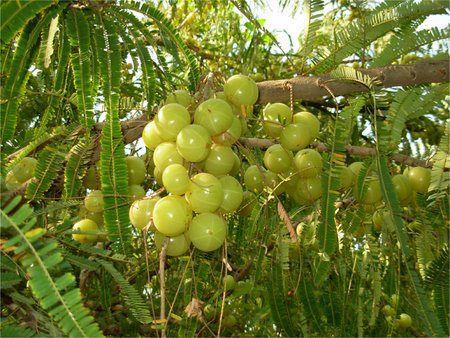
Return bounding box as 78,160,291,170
239,138,431,168
256,59,449,104
68,60,447,171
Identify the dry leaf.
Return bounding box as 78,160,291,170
184,298,204,319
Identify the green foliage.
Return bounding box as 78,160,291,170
0,1,448,336
26,146,67,201
428,120,450,207
312,0,447,74
122,1,200,91
64,141,93,198
297,0,324,74
266,252,301,336
0,325,38,337
99,260,152,324
1,17,42,150
380,88,421,150
316,96,365,283
1,197,103,337
95,14,133,255
376,156,445,336
425,247,449,332
36,27,71,137
111,8,157,108
0,0,53,46
372,26,450,67
66,9,94,132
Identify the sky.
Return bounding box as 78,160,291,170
250,2,449,51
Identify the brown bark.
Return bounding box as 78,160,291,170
256,59,449,104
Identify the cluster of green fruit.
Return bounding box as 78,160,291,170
131,74,259,256
4,157,37,190
371,166,431,232
382,294,412,330
244,103,327,203
73,155,148,243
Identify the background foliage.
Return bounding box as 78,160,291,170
0,0,448,337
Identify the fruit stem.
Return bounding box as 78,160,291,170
159,238,168,338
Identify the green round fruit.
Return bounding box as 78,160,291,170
128,184,146,201
262,103,292,137
126,156,146,185
129,197,160,230
153,142,184,171
86,212,103,227
84,190,104,213
372,209,384,231
229,152,241,176
153,166,163,186
291,188,309,205
154,232,190,257
146,151,155,171
224,74,258,106
194,99,234,135
165,89,193,108
292,111,320,141
153,195,192,236
296,177,322,203
154,103,191,141
244,165,264,193
372,209,394,232
338,166,354,190
142,121,164,150
5,171,21,190
280,123,312,151
72,219,99,243
263,144,293,173
78,206,104,226
382,305,396,317
354,178,382,205
204,144,236,176
188,213,227,252
223,275,235,291
239,191,256,217
211,116,242,146
214,91,226,100
280,168,299,195
264,170,284,195
84,165,100,190
294,149,323,178
11,157,37,183
176,124,211,162
349,162,365,181
219,175,243,213
162,164,190,196
405,166,430,194
397,313,412,329
392,174,413,203
186,173,223,213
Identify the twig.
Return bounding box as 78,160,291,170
239,138,432,168
159,238,168,338
277,200,298,242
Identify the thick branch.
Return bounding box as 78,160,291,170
256,59,449,104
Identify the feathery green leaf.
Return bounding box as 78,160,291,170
94,14,132,255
